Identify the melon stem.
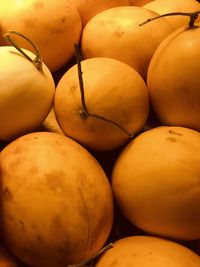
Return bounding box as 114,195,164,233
3,30,43,72
74,44,134,139
139,9,200,28
68,243,114,267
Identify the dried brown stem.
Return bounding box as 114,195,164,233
68,243,114,267
74,43,134,138
74,44,88,118
139,10,200,28
4,30,43,72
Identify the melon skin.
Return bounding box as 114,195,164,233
0,46,55,141
81,6,173,80
95,236,200,267
0,0,82,72
67,0,130,26
111,126,200,241
147,26,200,131
130,0,153,6
0,132,114,267
54,57,149,151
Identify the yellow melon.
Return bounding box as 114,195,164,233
147,24,200,131
95,236,200,267
81,6,173,80
54,57,149,151
112,126,200,240
0,132,113,266
0,0,82,72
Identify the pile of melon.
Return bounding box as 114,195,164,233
0,0,200,266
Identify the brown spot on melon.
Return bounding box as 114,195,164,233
13,146,23,155
50,215,64,237
166,137,177,143
3,188,13,202
36,235,43,242
114,31,124,38
29,167,39,176
61,17,66,23
46,171,66,192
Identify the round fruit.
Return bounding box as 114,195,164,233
54,57,149,151
0,45,55,141
81,6,173,80
0,132,113,267
147,24,200,131
95,236,200,267
0,0,82,72
112,126,200,240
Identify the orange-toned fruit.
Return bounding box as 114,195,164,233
54,57,149,151
0,0,82,72
112,126,200,240
40,108,64,135
0,46,55,141
81,6,173,80
147,25,200,131
0,132,113,267
95,236,200,267
144,0,200,30
67,0,129,26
